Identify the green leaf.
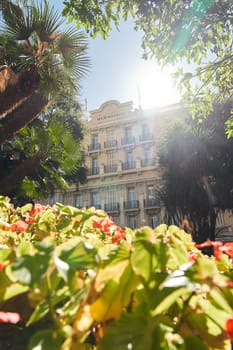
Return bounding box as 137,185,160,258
1,282,28,301
58,239,98,270
11,246,52,287
27,286,70,325
100,311,151,350
184,336,208,350
131,228,157,281
131,240,153,281
0,247,13,262
54,255,70,282
29,329,63,350
151,287,190,317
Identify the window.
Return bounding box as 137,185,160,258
50,193,57,205
108,188,117,203
92,157,98,175
125,126,132,140
128,187,136,202
126,151,133,168
91,192,99,207
107,128,114,141
144,148,153,166
147,185,156,200
142,124,150,139
75,194,82,208
107,151,114,166
145,148,152,161
124,126,134,144
151,215,157,229
128,215,137,229
92,135,98,149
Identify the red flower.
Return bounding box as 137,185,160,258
226,318,233,343
0,219,10,230
221,243,233,259
188,251,198,262
0,311,21,324
0,263,4,272
25,216,36,224
226,281,233,287
29,203,47,216
10,220,28,233
93,217,114,235
112,227,126,244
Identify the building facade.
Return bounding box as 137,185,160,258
50,100,187,229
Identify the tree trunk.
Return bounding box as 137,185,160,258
0,68,40,118
0,91,48,144
0,153,42,195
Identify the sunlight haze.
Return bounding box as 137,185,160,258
51,0,181,111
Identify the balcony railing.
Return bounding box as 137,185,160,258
104,164,118,173
122,161,136,170
88,143,101,152
124,200,139,210
88,167,99,176
141,158,156,167
91,204,101,209
104,140,117,149
104,202,120,212
139,133,153,142
121,136,135,145
144,198,159,208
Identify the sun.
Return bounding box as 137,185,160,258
133,62,181,109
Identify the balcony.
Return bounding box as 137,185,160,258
88,143,101,152
144,198,160,209
104,140,117,149
121,136,135,146
104,202,120,213
91,204,101,209
104,164,118,173
139,133,153,142
122,161,136,170
124,200,139,210
141,158,156,167
88,167,99,176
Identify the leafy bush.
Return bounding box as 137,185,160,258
0,195,232,350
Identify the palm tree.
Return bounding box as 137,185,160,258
0,0,90,143
157,103,233,242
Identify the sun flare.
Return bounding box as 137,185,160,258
132,62,181,109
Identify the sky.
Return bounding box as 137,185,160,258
52,0,181,112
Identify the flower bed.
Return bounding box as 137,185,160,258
0,196,232,349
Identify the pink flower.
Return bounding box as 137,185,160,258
0,311,21,324
10,220,28,233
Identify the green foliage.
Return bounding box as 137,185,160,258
1,0,90,90
62,0,233,133
157,102,233,241
0,195,233,349
0,97,87,203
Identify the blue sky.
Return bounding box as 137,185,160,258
51,0,181,111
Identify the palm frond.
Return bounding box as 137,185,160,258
35,0,64,42
1,0,36,40
55,28,90,79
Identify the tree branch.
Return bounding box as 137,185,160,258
0,91,49,144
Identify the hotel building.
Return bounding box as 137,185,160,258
50,100,187,229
